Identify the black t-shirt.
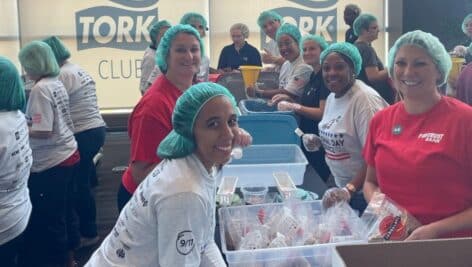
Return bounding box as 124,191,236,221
345,27,357,44
299,70,330,135
217,41,262,70
355,41,394,104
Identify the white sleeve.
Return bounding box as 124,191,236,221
284,64,313,97
354,94,388,147
200,242,226,267
27,86,54,132
157,192,209,267
140,54,155,92
146,66,161,88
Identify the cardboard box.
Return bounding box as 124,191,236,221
333,238,472,267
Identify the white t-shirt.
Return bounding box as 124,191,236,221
59,62,106,133
282,55,313,97
139,47,157,94
86,154,225,267
146,65,162,89
0,110,32,245
318,80,388,187
26,77,77,172
263,38,281,72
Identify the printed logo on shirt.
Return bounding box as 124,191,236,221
418,133,444,144
320,115,341,130
176,231,195,255
32,114,42,124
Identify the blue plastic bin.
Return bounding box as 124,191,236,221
239,99,294,115
237,114,300,146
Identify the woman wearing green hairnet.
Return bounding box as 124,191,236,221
181,12,211,82
140,20,171,95
18,41,80,267
0,57,33,266
363,30,472,239
317,42,388,213
248,23,313,101
86,82,250,267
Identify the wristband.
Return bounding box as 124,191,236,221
344,183,357,195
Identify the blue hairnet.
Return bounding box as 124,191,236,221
158,82,237,159
276,23,302,44
180,12,208,30
300,34,329,51
148,20,171,47
353,13,378,36
320,42,362,76
19,41,60,77
387,30,451,86
462,13,472,35
156,24,204,74
42,36,71,65
0,56,25,111
257,10,283,28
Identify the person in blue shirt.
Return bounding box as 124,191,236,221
217,23,262,73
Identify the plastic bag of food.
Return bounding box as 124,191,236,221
361,192,422,242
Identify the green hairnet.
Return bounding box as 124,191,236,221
257,10,283,28
158,82,238,159
320,42,362,76
148,20,171,47
276,23,302,44
42,36,71,65
156,24,204,74
300,34,329,51
462,13,472,35
180,12,208,30
19,41,60,78
387,30,452,87
0,56,25,111
353,13,378,36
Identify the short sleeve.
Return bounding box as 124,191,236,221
27,87,54,132
285,64,313,97
157,193,208,267
362,111,381,167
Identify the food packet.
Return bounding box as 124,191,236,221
361,192,422,242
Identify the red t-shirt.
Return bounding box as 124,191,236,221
122,75,183,193
363,97,472,237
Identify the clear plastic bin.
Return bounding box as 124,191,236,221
239,99,294,115
218,201,364,267
221,144,308,186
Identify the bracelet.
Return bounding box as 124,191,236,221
344,183,357,195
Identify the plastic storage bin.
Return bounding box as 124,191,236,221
218,201,364,267
221,144,308,187
237,115,300,145
239,99,293,115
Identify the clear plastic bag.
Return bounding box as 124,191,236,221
361,192,422,242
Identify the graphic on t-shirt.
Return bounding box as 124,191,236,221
319,115,350,160
418,133,444,144
176,230,195,255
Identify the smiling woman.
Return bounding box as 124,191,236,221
86,82,251,267
363,30,472,239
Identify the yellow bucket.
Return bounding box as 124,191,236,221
449,56,465,83
240,65,262,88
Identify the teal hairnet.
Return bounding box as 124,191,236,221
300,34,329,51
19,41,60,78
0,56,25,111
42,36,71,65
387,30,451,86
148,20,171,47
180,12,208,30
276,23,302,44
158,82,238,159
156,24,204,74
320,42,362,76
462,13,472,35
257,10,283,28
353,13,378,36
